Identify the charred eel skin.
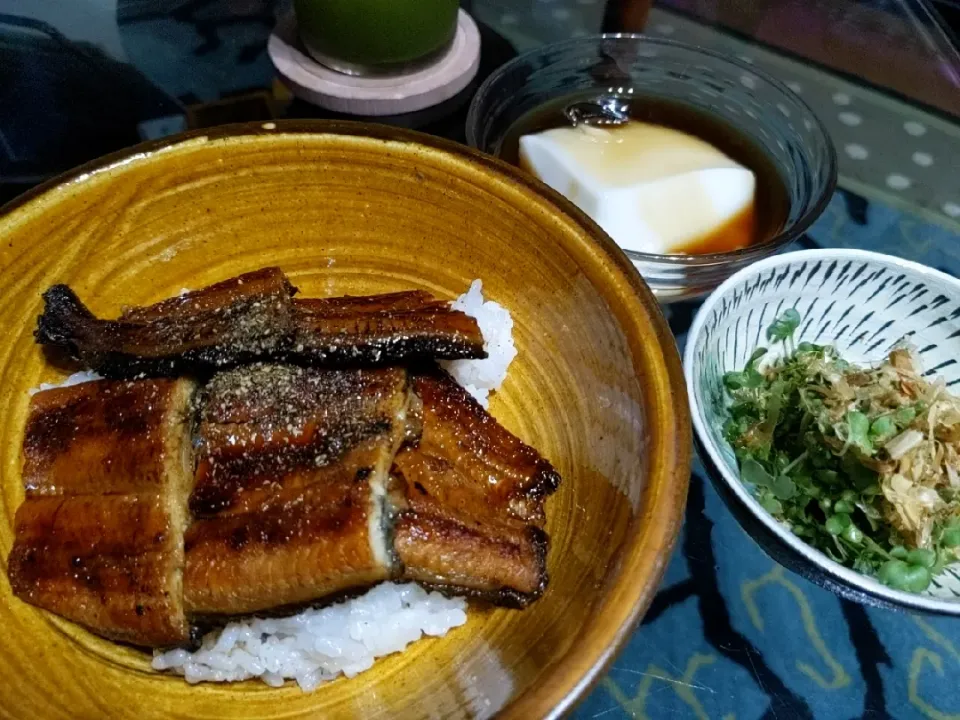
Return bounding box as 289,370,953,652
36,267,485,378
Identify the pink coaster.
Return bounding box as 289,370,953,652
268,10,481,116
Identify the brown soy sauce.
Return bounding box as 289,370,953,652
499,94,791,255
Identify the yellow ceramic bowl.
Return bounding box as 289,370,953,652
0,122,690,719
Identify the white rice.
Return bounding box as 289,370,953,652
442,279,517,408
152,583,467,691
29,370,102,395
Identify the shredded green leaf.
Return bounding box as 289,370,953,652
766,308,801,343
724,310,960,594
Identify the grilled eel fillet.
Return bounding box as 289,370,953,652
183,364,411,616
34,267,485,377
184,364,561,616
7,379,195,646
7,366,561,643
392,368,561,607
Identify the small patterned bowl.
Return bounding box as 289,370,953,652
685,249,960,614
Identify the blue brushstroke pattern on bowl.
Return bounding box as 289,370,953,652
685,249,960,614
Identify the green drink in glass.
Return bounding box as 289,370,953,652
295,0,460,75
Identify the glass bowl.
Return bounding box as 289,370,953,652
466,34,838,302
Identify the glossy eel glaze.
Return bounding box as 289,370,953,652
8,271,560,646
36,267,486,378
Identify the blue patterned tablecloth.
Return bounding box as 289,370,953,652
575,190,960,720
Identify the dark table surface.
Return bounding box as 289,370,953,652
2,1,960,717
